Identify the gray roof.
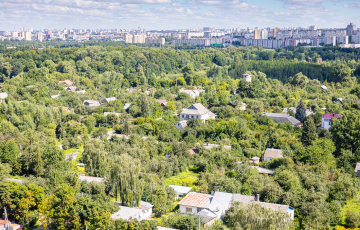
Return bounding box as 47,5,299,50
111,201,153,220
263,113,302,126
198,209,217,223
5,178,23,184
208,191,233,212
356,163,360,172
232,194,255,204
169,185,192,194
283,107,314,117
180,103,215,116
259,202,292,213
321,85,328,90
0,92,8,99
83,100,101,107
104,112,122,117
251,166,274,175
102,97,117,102
65,152,77,161
196,142,232,150
264,148,284,159
79,175,105,183
176,120,187,129
124,103,131,110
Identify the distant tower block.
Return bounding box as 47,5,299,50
243,73,252,82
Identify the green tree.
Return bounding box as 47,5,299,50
333,62,353,82
295,99,306,122
301,116,317,146
82,115,96,133
297,138,336,167
110,154,143,207
138,93,153,117
82,140,107,177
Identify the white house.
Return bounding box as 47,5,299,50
321,113,343,130
180,104,216,123
0,92,8,103
169,185,192,199
101,97,117,105
207,191,233,219
178,192,212,214
179,88,205,99
263,148,284,161
355,163,360,176
83,100,101,108
243,73,251,82
176,120,187,130
111,201,153,221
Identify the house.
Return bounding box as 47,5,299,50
243,73,251,82
337,98,343,103
283,107,314,117
251,166,274,175
250,156,260,164
196,142,232,150
156,99,168,107
58,79,74,86
83,100,101,108
263,148,284,161
176,120,187,130
101,97,117,104
0,92,8,103
179,88,205,99
321,113,343,130
8,223,21,230
104,112,122,117
64,86,77,91
178,192,212,214
231,194,294,220
79,175,105,183
75,90,86,94
54,107,71,113
198,209,219,228
111,201,153,221
124,103,131,110
180,103,216,123
169,185,193,199
263,112,302,127
127,88,139,94
207,191,233,219
65,152,77,161
321,85,328,90
355,163,360,176
51,94,60,99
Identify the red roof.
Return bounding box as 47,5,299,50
322,113,343,119
178,192,212,208
189,149,196,155
58,80,74,86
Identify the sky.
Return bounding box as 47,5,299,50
0,0,360,31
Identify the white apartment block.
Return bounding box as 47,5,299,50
133,34,146,43
11,31,18,38
37,31,43,42
325,30,346,37
292,30,321,39
352,35,360,44
325,36,337,46
172,38,223,47
145,38,165,45
276,30,293,40
125,34,133,43
24,31,31,41
337,35,349,44
186,32,204,38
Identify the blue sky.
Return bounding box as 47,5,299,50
0,0,359,30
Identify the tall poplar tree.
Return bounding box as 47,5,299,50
295,99,306,122
301,116,317,146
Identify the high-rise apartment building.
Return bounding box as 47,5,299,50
254,29,261,39
203,27,216,32
11,31,18,38
273,28,280,38
146,38,165,45
346,23,357,36
125,34,133,43
309,25,318,30
261,30,268,39
24,31,31,41
37,31,43,42
133,34,146,43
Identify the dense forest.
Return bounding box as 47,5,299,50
1,44,360,230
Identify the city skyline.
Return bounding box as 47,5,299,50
1,0,360,31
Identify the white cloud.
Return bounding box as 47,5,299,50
186,9,193,14
344,1,360,7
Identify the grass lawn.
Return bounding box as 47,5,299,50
165,169,198,188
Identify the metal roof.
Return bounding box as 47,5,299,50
79,175,105,183
232,194,255,205
169,185,192,194
264,148,284,159
207,191,233,212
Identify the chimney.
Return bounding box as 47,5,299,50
257,194,260,202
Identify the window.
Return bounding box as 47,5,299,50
186,115,189,118
192,116,194,118
182,115,184,118
324,119,330,123
186,208,192,213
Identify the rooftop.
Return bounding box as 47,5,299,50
264,148,284,159
232,194,255,205
178,192,212,208
322,113,343,119
169,185,193,194
79,175,105,183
